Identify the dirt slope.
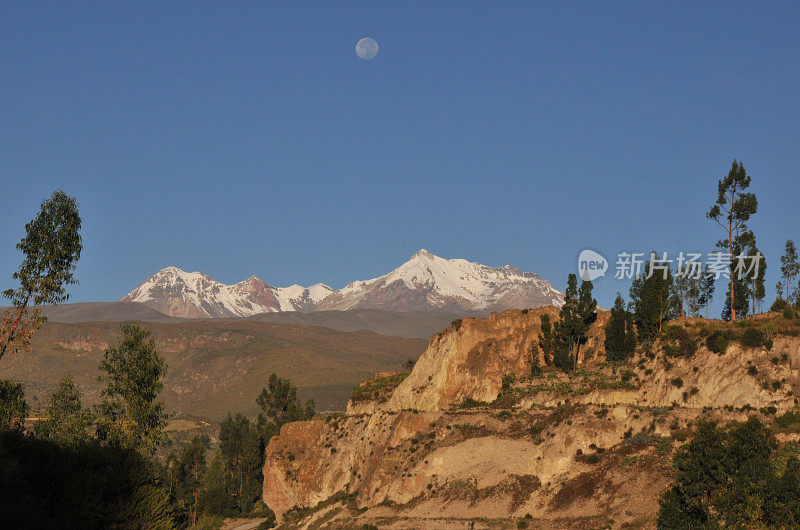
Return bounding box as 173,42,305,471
262,309,800,528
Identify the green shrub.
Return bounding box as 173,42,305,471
0,380,28,431
671,377,684,388
747,365,759,376
741,328,765,349
783,307,797,320
459,397,487,408
662,326,698,357
658,417,800,528
623,427,633,439
671,428,690,442
776,409,800,428
706,330,729,355
350,372,409,403
771,298,789,312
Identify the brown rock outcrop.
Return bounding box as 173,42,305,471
262,310,800,527
384,307,608,411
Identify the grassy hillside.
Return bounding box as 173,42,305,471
36,301,182,323
34,303,473,339
242,309,477,338
0,320,426,419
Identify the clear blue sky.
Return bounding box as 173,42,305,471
2,2,799,316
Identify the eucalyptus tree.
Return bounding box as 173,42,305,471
706,161,758,321
1,191,82,361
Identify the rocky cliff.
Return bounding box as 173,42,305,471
262,310,800,529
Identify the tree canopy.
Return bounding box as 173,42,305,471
706,160,758,321
658,417,800,528
1,190,82,361
538,274,597,372
96,323,168,455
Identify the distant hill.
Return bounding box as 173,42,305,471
240,309,473,339
36,301,181,323
35,303,471,339
0,320,426,419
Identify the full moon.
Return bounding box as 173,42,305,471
355,37,379,60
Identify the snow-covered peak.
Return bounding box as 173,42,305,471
411,249,435,260
148,266,213,284
122,267,330,317
273,283,334,311
320,250,564,312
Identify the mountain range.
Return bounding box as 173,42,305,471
121,250,564,319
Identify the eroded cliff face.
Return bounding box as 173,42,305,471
383,310,552,412
263,310,800,528
385,307,609,412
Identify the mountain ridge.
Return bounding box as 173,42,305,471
121,266,333,318
121,250,564,319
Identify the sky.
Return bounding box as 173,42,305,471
2,2,799,316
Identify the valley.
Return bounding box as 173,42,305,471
0,319,426,419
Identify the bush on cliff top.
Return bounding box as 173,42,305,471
706,330,729,354
740,327,765,349
350,372,409,403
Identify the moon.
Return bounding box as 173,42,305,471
355,37,379,60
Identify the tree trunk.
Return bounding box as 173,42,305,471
192,490,198,526
0,295,32,360
729,219,736,321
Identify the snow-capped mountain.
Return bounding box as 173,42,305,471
317,249,564,312
273,284,336,312
121,250,563,318
120,266,333,318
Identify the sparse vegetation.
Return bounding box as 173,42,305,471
350,372,409,403
705,330,729,354
459,397,488,409
740,327,765,348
